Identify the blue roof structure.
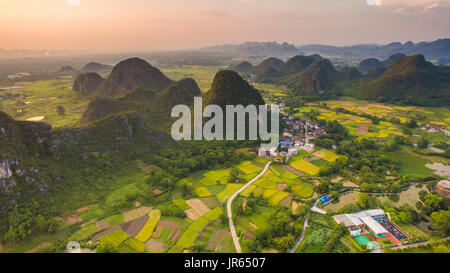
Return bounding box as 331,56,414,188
318,195,331,204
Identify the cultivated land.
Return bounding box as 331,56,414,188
1,62,449,254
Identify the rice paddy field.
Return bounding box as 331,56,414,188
233,164,317,241
287,149,340,176
320,98,450,130
56,156,313,253
253,83,289,98
0,77,89,128
382,147,437,177
294,99,450,143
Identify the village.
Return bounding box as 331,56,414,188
258,105,327,162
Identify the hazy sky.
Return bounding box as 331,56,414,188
1,0,449,51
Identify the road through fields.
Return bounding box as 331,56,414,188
227,161,272,253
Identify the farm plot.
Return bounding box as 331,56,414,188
121,215,150,237
122,206,152,222
103,214,125,226
145,239,167,253
235,161,263,174
186,199,211,217
169,207,223,252
216,184,243,203
69,223,101,241
240,185,257,197
202,169,232,184
292,182,314,198
78,204,105,221
289,158,321,176
268,191,290,206
96,220,110,230
120,238,146,253
92,225,121,242
173,199,190,210
99,230,130,248
161,65,219,92
199,196,220,209
318,149,339,162
194,187,212,197
384,147,435,177
205,229,231,251
0,78,89,128
136,210,161,242
238,165,312,203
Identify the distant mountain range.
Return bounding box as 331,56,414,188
201,42,302,57
81,62,113,73
357,53,407,73
200,39,450,62
229,53,450,106
298,39,450,61
358,55,450,105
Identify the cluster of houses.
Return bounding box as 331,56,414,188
258,113,327,161
7,72,30,79
242,73,257,83
420,124,450,136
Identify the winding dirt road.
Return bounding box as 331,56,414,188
227,161,272,253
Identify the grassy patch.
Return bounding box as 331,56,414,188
173,199,190,210
103,214,125,226
384,147,435,177
69,223,100,241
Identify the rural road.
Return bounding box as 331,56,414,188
289,214,309,253
227,161,272,253
289,199,321,253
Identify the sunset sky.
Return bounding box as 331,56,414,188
1,0,449,51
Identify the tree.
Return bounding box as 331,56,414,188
356,192,379,209
56,106,66,117
426,181,437,192
406,119,418,128
229,169,239,183
330,191,340,200
417,138,429,149
419,190,428,201
315,180,330,194
430,210,450,236
424,194,443,212
96,243,117,253
444,147,450,158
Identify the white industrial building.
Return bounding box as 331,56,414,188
333,209,386,237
